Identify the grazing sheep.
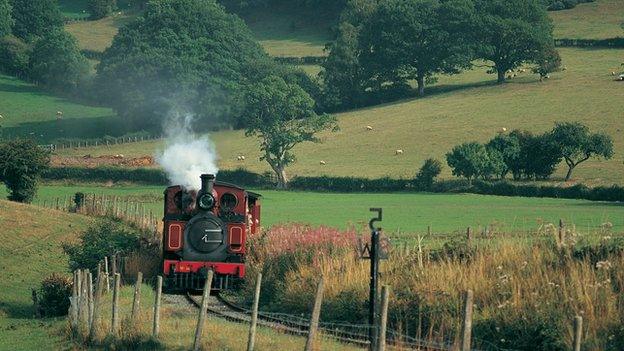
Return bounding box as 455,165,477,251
366,125,373,131
611,72,616,76
501,127,507,133
395,149,404,155
518,69,526,73
0,114,3,119
237,156,246,161
562,66,567,71
319,160,326,165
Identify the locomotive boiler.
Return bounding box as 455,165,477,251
162,174,261,290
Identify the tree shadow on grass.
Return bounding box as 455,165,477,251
0,116,133,143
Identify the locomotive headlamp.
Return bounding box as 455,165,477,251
198,193,215,210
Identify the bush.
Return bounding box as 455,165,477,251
0,138,50,203
0,35,31,77
63,217,147,272
446,142,491,181
29,29,89,91
36,273,72,317
9,0,63,40
474,313,567,351
548,1,565,10
414,158,442,190
88,0,116,20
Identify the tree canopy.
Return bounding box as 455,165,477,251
242,75,337,189
550,122,614,181
9,0,63,40
29,29,89,91
0,0,13,38
96,0,276,131
473,0,555,83
0,138,50,203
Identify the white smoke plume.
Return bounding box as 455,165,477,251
155,113,218,191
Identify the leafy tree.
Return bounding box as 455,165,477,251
0,138,50,203
9,0,63,40
515,130,561,180
0,35,31,77
96,0,276,131
533,46,561,81
29,29,89,91
359,0,474,96
550,122,614,181
88,0,116,20
473,0,555,83
486,133,521,179
0,0,13,37
446,142,489,181
414,158,442,189
242,75,337,189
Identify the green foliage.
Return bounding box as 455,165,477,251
0,35,31,78
35,273,72,317
550,122,614,180
359,0,474,97
414,158,442,189
9,0,63,40
445,142,490,180
0,0,13,37
29,29,89,91
486,133,521,179
474,313,567,351
533,46,562,78
88,0,116,19
62,217,144,272
96,0,275,131
0,138,50,203
473,0,555,83
242,75,337,188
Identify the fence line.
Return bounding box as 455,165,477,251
39,134,163,152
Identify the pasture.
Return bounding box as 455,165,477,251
56,48,624,186
550,0,624,39
6,184,623,236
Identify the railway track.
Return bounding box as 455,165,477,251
184,292,371,347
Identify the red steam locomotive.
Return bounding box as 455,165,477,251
162,174,261,290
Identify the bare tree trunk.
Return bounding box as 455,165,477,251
565,165,575,181
416,75,425,96
497,68,506,84
276,166,289,189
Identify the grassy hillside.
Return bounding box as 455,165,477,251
57,48,624,185
550,0,624,39
13,184,624,235
0,200,91,350
0,74,130,142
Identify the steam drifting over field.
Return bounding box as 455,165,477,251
156,113,218,190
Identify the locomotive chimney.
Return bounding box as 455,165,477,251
200,174,215,194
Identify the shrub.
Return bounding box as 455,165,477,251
0,0,13,37
0,35,31,77
0,138,50,203
9,0,63,40
548,1,565,10
63,217,147,272
36,273,72,317
474,313,567,351
414,158,442,190
446,142,490,181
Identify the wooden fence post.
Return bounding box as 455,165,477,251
80,270,89,329
460,290,474,351
103,256,110,294
377,285,390,351
131,272,143,321
573,316,583,351
111,273,121,336
153,276,163,337
111,254,117,277
193,270,214,351
87,271,94,327
89,274,105,342
304,277,325,351
246,273,262,351
71,270,79,331
466,227,472,243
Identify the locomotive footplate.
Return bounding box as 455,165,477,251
164,271,239,291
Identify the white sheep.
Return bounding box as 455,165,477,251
395,149,404,155
562,66,567,71
319,160,326,165
518,69,526,73
237,156,246,161
0,114,3,119
501,127,507,133
611,72,616,76
366,125,373,131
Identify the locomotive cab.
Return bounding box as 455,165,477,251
162,174,260,290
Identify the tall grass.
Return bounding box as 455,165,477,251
241,225,624,350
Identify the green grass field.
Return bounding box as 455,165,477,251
0,200,91,350
57,48,624,186
550,0,624,39
7,184,623,235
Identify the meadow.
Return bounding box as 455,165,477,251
55,47,624,186
5,184,623,237
550,0,624,39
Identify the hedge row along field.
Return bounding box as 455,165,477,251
42,167,624,202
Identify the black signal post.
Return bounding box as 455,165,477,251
368,208,382,350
